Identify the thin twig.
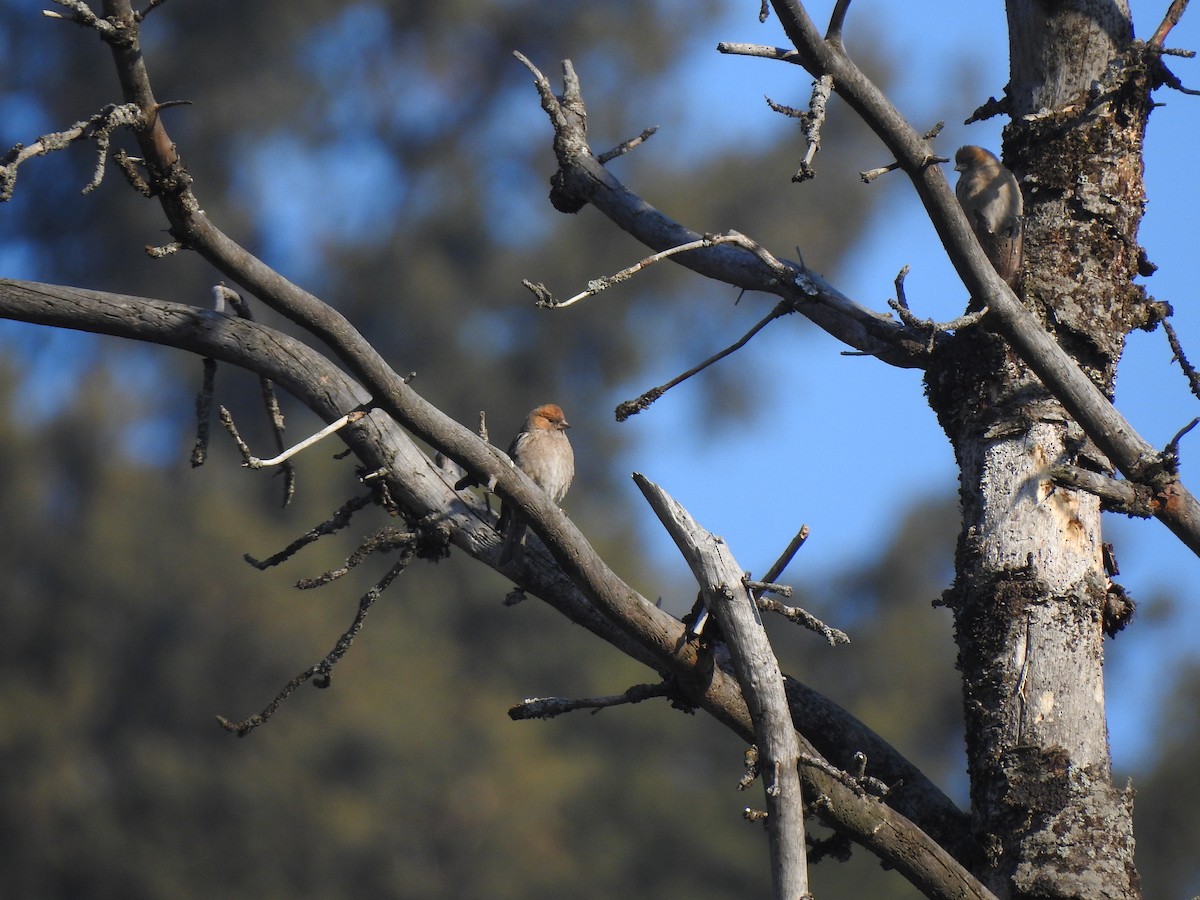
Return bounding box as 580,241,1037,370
757,595,851,646
528,233,752,310
1163,416,1200,470
213,284,297,503
296,527,416,589
244,494,375,570
1163,319,1200,400
799,752,890,799
745,579,793,598
860,161,900,183
134,0,171,21
616,301,790,421
221,405,370,469
794,76,833,182
43,0,116,36
217,552,412,737
888,266,988,351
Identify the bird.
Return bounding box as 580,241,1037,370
495,403,574,566
954,145,1024,287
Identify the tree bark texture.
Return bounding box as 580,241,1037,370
926,2,1153,896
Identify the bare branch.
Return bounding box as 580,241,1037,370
717,42,800,63
44,0,117,36
596,126,658,164
297,527,419,589
529,235,725,309
888,265,989,351
134,0,170,21
860,160,901,183
635,474,810,898
228,407,371,470
516,50,934,369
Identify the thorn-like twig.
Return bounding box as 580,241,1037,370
191,357,217,467
597,126,659,164
616,300,791,421
1163,416,1200,470
1150,0,1190,48
762,524,810,584
861,136,947,182
134,0,171,21
508,682,671,720
716,42,801,64
1163,319,1200,400
964,96,1010,125
860,161,900,183
826,0,853,45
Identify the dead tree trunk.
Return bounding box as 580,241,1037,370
927,1,1160,895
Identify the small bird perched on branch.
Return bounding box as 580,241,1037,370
954,145,1024,287
495,403,574,566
